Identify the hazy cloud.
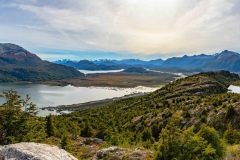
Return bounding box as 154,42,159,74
0,0,239,58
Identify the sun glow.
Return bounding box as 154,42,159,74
127,0,177,11
1,0,239,56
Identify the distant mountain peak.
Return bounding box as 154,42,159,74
220,50,239,55
216,50,240,60
0,43,83,81
0,43,40,60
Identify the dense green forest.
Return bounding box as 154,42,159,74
1,71,240,159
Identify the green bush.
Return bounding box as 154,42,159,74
155,117,225,160
224,125,240,144
198,124,226,159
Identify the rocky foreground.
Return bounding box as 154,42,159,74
0,143,77,160
0,142,153,160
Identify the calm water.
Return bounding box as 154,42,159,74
228,85,240,93
79,69,124,74
0,83,158,116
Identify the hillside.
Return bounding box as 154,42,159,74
122,67,149,74
59,71,240,159
1,71,240,159
67,71,240,136
0,43,83,82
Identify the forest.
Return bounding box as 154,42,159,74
1,71,240,159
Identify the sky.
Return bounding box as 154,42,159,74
0,0,240,61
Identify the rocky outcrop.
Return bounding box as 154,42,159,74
94,146,153,160
82,138,104,145
95,147,124,160
0,142,77,160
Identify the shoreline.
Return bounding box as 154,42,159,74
41,92,147,113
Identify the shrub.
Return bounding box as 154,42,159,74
155,116,225,160
197,124,226,159
224,125,240,144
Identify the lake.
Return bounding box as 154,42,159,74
0,83,158,116
79,69,124,74
228,85,240,94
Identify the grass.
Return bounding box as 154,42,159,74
43,72,176,88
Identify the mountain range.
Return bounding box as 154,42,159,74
0,43,83,82
55,59,164,71
1,43,240,83
56,50,240,73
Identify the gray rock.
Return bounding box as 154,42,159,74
83,138,104,145
94,147,153,160
94,147,124,160
128,149,147,160
0,142,77,160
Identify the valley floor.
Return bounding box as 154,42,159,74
42,72,176,88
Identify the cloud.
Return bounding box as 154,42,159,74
0,0,240,58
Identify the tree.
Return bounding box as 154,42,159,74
197,124,226,159
26,103,38,116
226,105,235,120
155,125,220,160
142,128,152,142
81,121,94,137
1,90,22,111
46,115,56,137
0,91,45,144
151,123,161,140
61,135,71,151
22,95,38,116
155,114,225,160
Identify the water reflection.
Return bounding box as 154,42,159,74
0,83,158,116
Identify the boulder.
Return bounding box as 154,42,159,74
94,147,124,160
83,138,104,145
94,147,153,160
0,142,77,160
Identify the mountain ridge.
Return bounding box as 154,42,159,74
0,43,83,82
56,50,240,72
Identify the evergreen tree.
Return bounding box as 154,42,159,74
156,125,219,160
22,95,38,116
46,115,56,137
61,135,71,151
226,105,235,120
26,102,38,116
81,121,94,137
1,90,22,111
151,124,161,140
155,114,225,160
197,124,226,159
142,128,152,142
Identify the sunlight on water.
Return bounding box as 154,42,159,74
228,85,240,94
79,69,124,74
0,83,159,116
